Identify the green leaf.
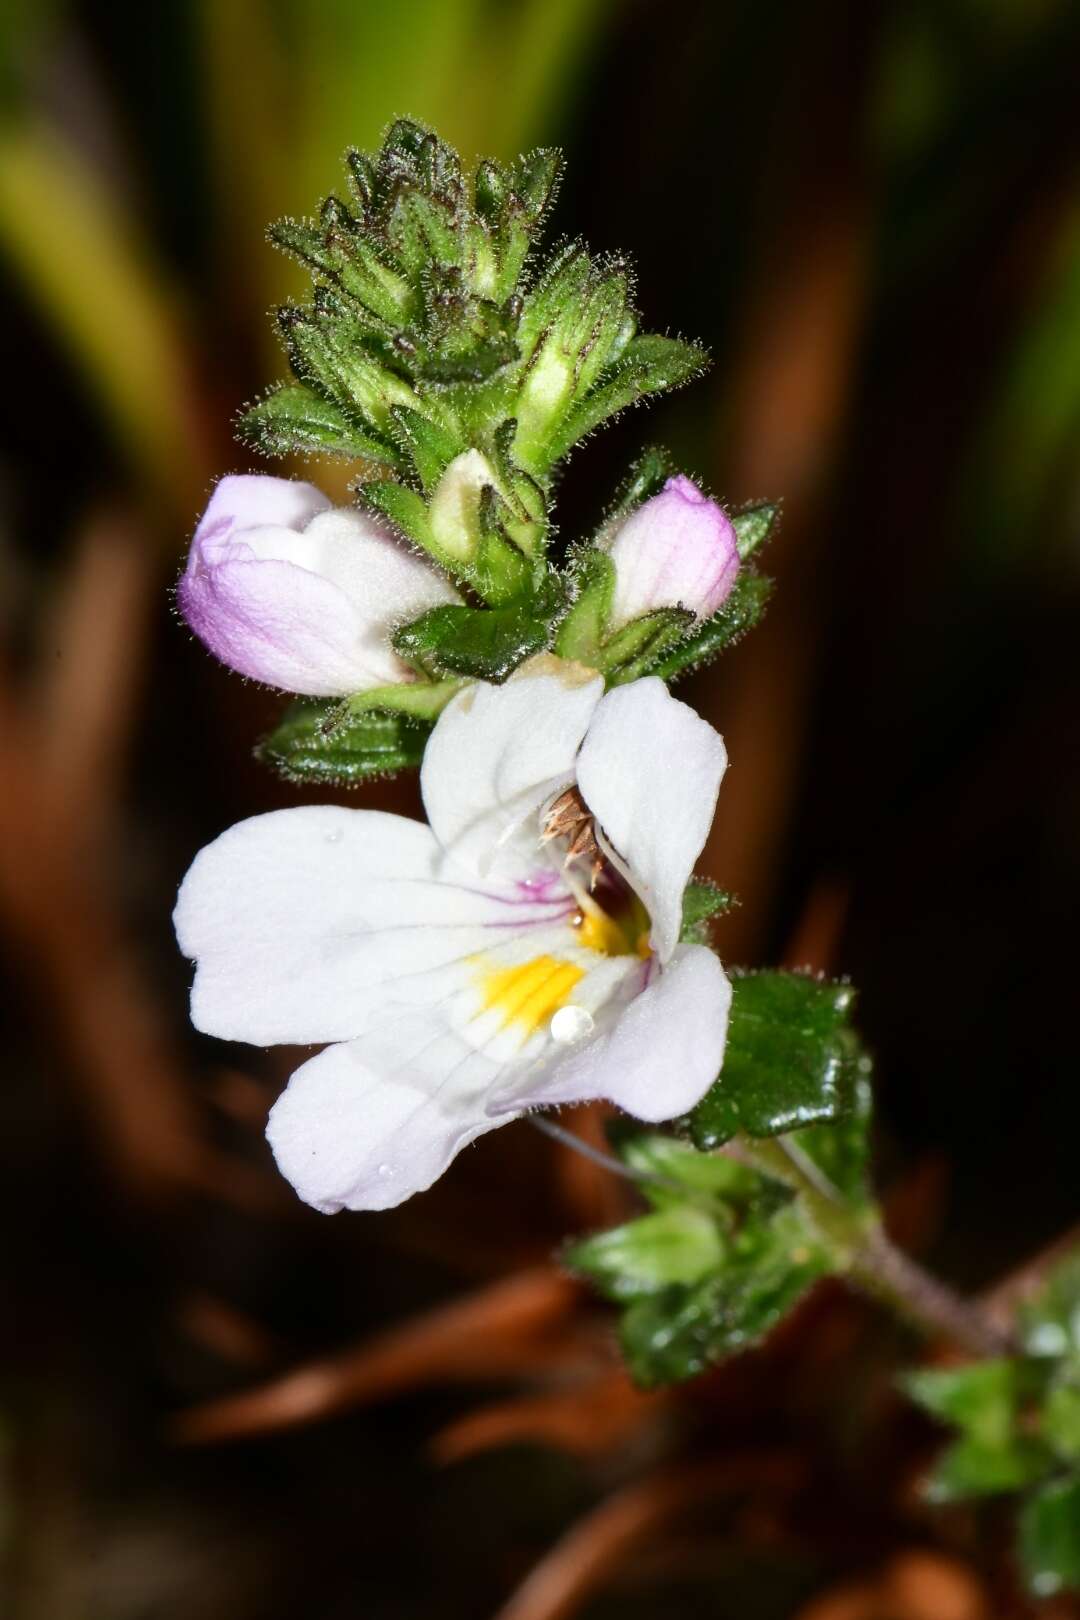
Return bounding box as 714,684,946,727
574,1125,846,1387
358,479,436,553
679,879,736,945
268,208,409,327
1020,1475,1080,1597
387,405,462,492
1021,1251,1080,1360
392,593,559,682
687,971,860,1150
553,548,615,664
277,306,418,432
256,700,431,785
237,383,402,466
619,1202,830,1388
607,447,675,522
927,1435,1053,1502
1043,1380,1080,1464
732,502,780,559
905,1359,1031,1439
565,1207,724,1302
904,1358,1054,1502
545,334,709,465
612,1127,760,1212
649,569,773,682
597,606,695,685
790,1052,874,1209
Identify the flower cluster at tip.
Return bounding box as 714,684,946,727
174,118,780,1214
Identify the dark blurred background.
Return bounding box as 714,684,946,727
2,2,1079,1616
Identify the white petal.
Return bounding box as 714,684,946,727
575,678,727,961
266,920,650,1212
266,1039,500,1212
497,944,731,1122
181,490,460,696
179,551,390,696
195,474,332,542
421,659,605,876
174,805,578,1046
244,506,460,685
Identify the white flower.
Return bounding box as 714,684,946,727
174,660,732,1212
178,474,460,697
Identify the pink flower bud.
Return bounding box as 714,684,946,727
178,475,459,696
605,475,739,630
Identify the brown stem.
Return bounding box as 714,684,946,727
850,1227,1014,1359
744,1136,1014,1359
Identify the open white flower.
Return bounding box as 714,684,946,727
174,660,731,1212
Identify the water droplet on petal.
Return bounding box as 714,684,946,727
377,1163,394,1180
325,829,344,844
550,1005,594,1044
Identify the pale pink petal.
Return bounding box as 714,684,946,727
179,478,458,696
606,475,739,628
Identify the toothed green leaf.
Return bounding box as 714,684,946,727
256,700,431,785
679,879,736,945
599,606,695,685
687,971,861,1149
619,1202,831,1388
237,383,401,466
732,502,780,558
554,548,615,664
392,587,561,682
543,335,708,465
650,569,773,682
566,1207,725,1302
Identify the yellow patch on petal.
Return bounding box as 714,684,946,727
473,955,585,1035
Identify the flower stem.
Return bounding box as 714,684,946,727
741,1135,1013,1358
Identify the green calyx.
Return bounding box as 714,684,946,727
554,460,779,683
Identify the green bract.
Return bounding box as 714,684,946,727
904,1251,1080,1595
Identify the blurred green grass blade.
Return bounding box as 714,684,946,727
293,0,487,203
198,0,293,295
485,0,615,154
0,123,210,509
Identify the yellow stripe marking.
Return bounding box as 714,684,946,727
473,955,585,1035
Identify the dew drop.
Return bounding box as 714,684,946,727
377,1163,394,1180
550,1005,594,1045
325,828,344,845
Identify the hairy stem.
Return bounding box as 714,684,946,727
742,1135,1013,1358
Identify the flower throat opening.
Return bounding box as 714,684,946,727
541,787,651,959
